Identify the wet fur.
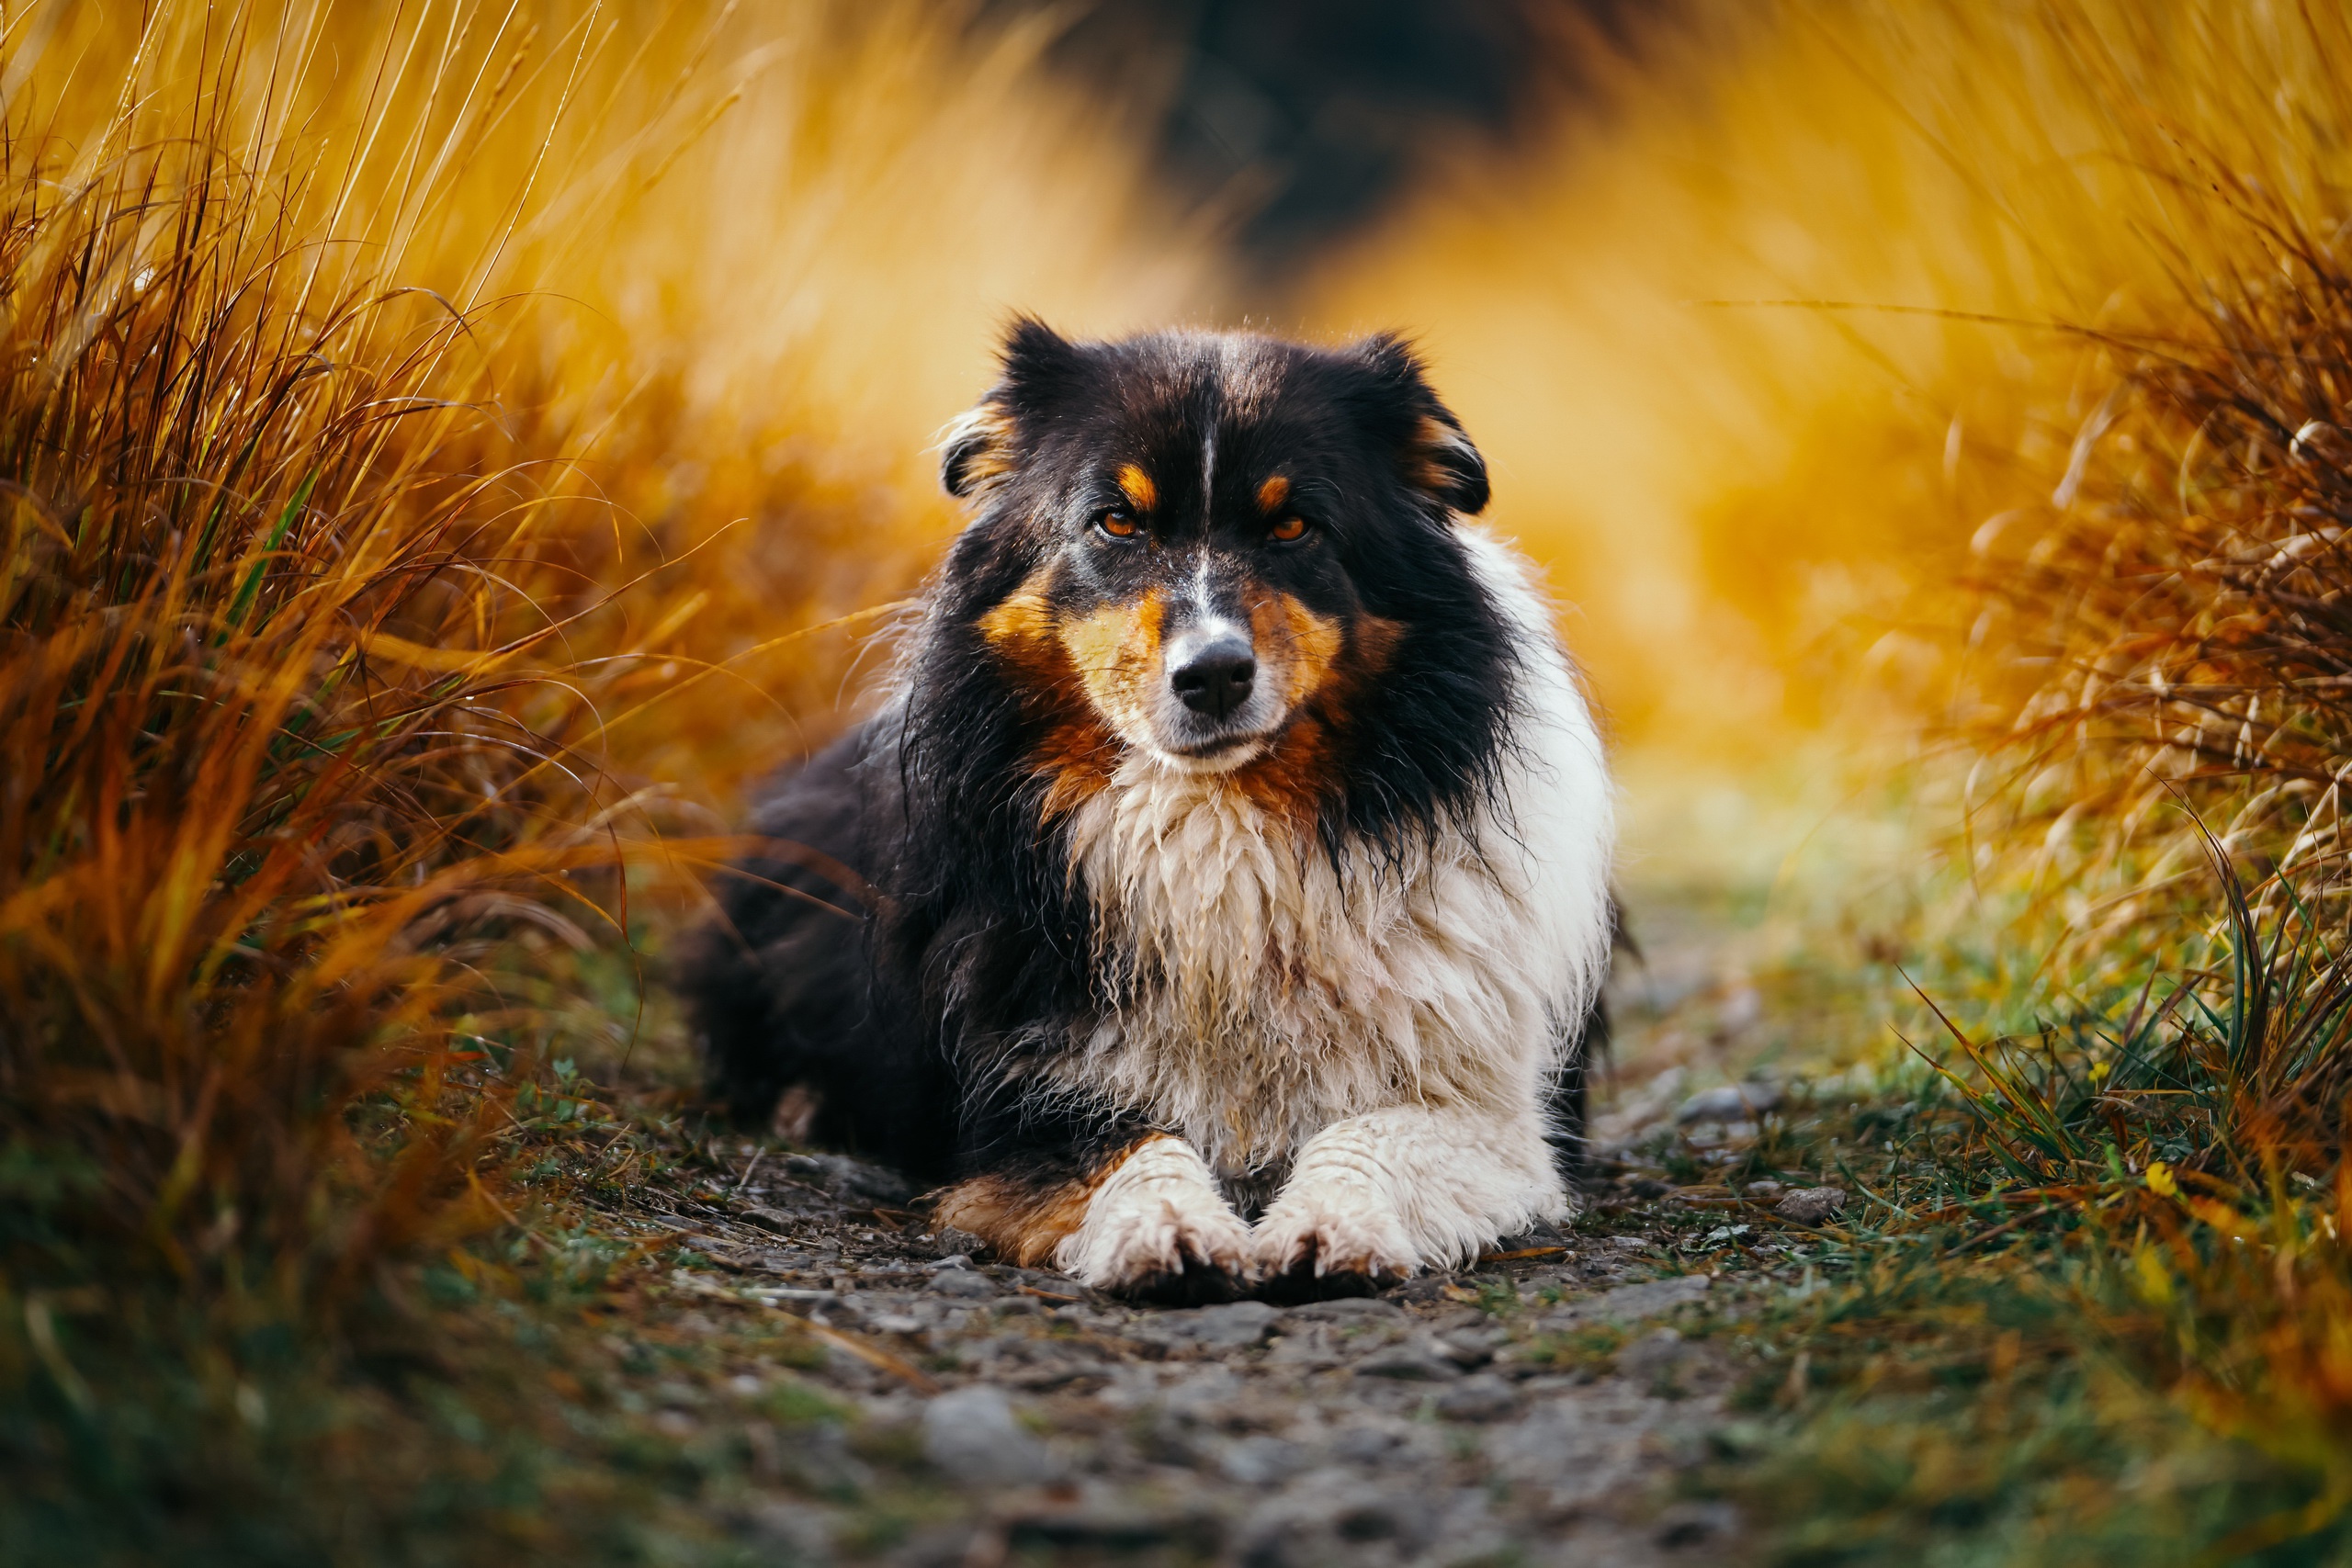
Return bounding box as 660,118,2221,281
678,323,1614,1297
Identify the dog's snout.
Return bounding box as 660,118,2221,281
1170,635,1256,719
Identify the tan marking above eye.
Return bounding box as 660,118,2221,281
1256,474,1291,513
1116,463,1158,513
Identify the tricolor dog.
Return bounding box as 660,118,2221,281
681,322,1614,1301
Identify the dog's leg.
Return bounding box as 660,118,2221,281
1250,1105,1568,1289
936,1133,1250,1302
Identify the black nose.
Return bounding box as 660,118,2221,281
1170,637,1256,719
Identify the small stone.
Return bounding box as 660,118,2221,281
1434,1331,1498,1370
1744,1180,1785,1200
923,1253,973,1272
920,1385,1052,1486
1282,1296,1406,1323
1675,1083,1782,1123
1606,1235,1657,1254
1218,1434,1307,1485
927,1269,999,1298
746,1499,837,1558
1352,1342,1461,1380
1578,1274,1711,1323
1775,1187,1848,1225
1616,1327,1689,1385
1656,1499,1742,1547
1170,1300,1281,1348
1434,1373,1520,1421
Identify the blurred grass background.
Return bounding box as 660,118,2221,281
10,0,2352,1561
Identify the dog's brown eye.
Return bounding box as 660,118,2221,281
1097,509,1139,538
1269,514,1308,543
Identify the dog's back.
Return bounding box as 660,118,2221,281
676,723,957,1179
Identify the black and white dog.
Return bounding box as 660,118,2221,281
679,322,1614,1301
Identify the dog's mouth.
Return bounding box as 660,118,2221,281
1163,728,1274,761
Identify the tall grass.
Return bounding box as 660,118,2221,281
0,0,1208,1324
1313,1,2352,1553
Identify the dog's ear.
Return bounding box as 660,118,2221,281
1352,333,1490,516
939,404,1010,499
941,318,1089,499
997,315,1087,411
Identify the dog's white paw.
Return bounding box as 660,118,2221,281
1249,1183,1419,1283
1052,1137,1250,1297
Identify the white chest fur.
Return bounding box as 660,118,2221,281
1048,527,1614,1188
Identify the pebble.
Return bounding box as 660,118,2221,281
920,1385,1053,1486
1353,1341,1462,1381
1162,1300,1281,1348
1217,1434,1308,1485
1435,1372,1521,1421
1676,1082,1783,1123
1616,1327,1690,1385
1282,1296,1405,1322
1775,1187,1849,1225
927,1269,999,1298
1557,1274,1711,1325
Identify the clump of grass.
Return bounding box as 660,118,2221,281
0,39,583,1322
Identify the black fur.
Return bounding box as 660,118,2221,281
677,323,1593,1200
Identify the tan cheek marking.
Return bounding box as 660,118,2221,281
1256,474,1290,513
1116,463,1158,514
1032,716,1119,820
1258,592,1344,707
1222,604,1402,822
1227,715,1335,828
978,565,1123,816
976,564,1061,652
1057,589,1165,738
1352,614,1405,676
933,1134,1159,1268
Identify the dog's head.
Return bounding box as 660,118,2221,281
939,322,1494,799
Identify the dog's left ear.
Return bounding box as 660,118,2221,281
1352,333,1490,516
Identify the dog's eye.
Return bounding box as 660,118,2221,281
1096,508,1139,539
1269,514,1309,543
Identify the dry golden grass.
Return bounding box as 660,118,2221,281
0,0,1212,1319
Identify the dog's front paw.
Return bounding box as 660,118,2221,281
1053,1140,1251,1303
1249,1188,1419,1298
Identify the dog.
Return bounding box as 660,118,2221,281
678,321,1614,1301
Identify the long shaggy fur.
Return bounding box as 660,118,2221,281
678,322,1614,1300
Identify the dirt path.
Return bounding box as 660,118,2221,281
597,1131,1781,1567
559,866,1821,1565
